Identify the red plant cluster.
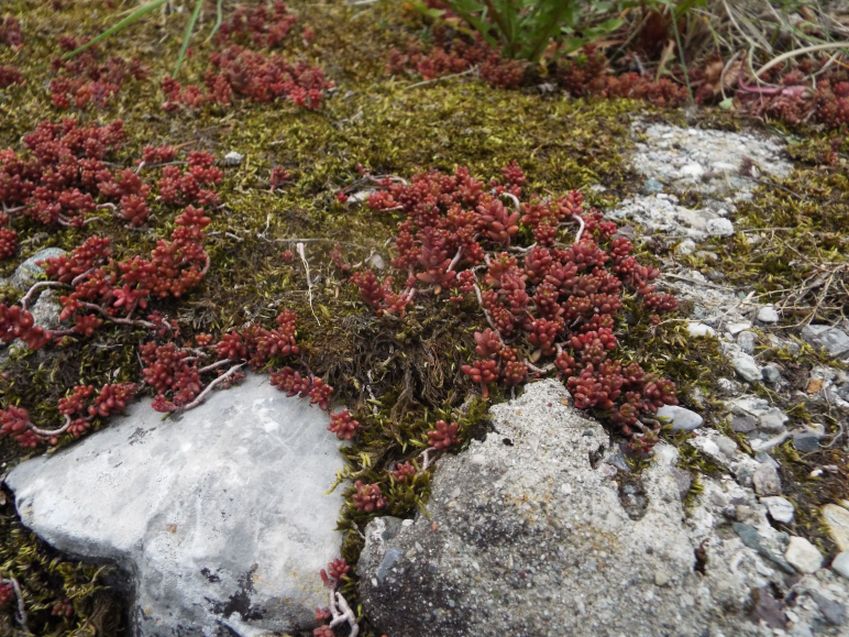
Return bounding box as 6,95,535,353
216,0,298,49
0,118,125,227
352,480,386,512
162,45,332,111
328,409,360,440
160,1,330,111
426,419,459,450
353,165,679,440
40,205,211,336
388,30,527,89
0,211,17,259
0,304,50,349
0,382,136,448
0,16,22,49
0,580,13,608
556,47,687,108
0,64,23,88
50,38,146,110
735,59,849,129
319,558,350,588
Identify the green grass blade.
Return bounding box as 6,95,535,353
174,0,205,76
204,0,225,44
63,0,169,60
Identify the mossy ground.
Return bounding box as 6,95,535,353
1,1,848,635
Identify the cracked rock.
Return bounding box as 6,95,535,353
785,537,823,574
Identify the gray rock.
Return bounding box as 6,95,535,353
737,330,757,354
811,591,847,626
729,396,788,434
762,364,782,384
643,177,663,193
762,496,795,523
10,247,66,290
29,288,62,330
801,324,849,359
359,381,799,637
222,150,244,166
823,504,849,552
656,404,704,431
832,552,849,579
786,537,823,574
731,351,762,382
793,431,823,453
706,217,734,237
727,321,753,335
6,374,345,636
757,306,779,323
753,463,782,496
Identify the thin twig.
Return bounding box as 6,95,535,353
1,577,28,630
20,281,67,310
296,242,321,326
175,363,245,412
405,66,478,90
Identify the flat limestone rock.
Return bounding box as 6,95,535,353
6,374,345,636
359,380,848,637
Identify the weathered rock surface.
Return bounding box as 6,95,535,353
802,324,849,359
358,381,848,637
8,247,66,290
6,374,345,636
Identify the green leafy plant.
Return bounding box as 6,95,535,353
63,0,224,75
418,0,625,62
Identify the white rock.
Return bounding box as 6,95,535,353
223,150,244,166
686,322,715,338
675,239,697,256
752,463,782,496
657,405,704,431
761,496,794,523
785,536,823,574
7,374,345,635
757,306,779,323
832,552,849,579
680,162,705,179
727,321,752,335
823,504,849,552
706,217,734,237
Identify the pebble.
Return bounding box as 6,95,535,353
784,536,823,574
706,217,734,237
727,321,752,335
801,324,849,359
761,496,794,524
832,552,849,579
752,463,782,496
656,405,704,431
822,504,849,552
731,351,762,383
757,306,779,323
761,364,782,384
810,591,847,626
643,177,663,194
675,239,696,255
223,151,244,166
737,331,757,354
686,322,715,338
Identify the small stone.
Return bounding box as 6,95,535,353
706,217,734,237
810,591,846,626
680,162,705,179
757,306,779,323
793,431,822,453
832,552,849,579
752,463,781,496
737,331,757,354
823,504,849,551
731,351,762,383
801,324,849,359
761,496,794,523
727,321,752,335
10,247,66,290
762,364,782,384
686,322,715,338
784,536,823,574
643,177,664,193
657,405,703,431
675,239,696,255
731,413,757,433
222,150,243,166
